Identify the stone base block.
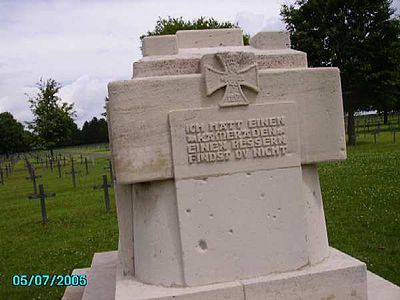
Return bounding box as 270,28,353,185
367,271,400,300
62,268,90,300
66,248,400,300
115,248,366,300
82,251,117,300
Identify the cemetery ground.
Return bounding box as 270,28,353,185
0,130,398,300
0,154,117,300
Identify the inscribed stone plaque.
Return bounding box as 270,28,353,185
169,102,300,179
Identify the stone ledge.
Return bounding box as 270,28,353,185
177,29,243,49
62,268,90,300
142,35,178,57
81,251,117,300
115,248,369,299
250,32,291,49
133,47,307,78
367,271,400,300
66,248,400,300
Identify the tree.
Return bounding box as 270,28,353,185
101,97,109,118
0,112,31,155
81,117,108,144
281,0,400,145
141,16,250,45
27,78,76,155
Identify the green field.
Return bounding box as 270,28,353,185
320,130,400,286
55,144,110,156
0,154,118,300
0,132,399,299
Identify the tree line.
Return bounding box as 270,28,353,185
0,79,108,155
281,0,400,145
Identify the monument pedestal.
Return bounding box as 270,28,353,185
116,248,367,300
64,248,400,300
64,29,400,300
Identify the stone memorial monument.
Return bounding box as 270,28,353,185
63,29,400,300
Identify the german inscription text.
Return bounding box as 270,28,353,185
185,116,287,164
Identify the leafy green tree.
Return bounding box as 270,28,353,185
81,117,108,144
0,112,31,155
67,122,83,146
101,97,109,118
27,78,76,155
142,16,250,45
281,0,400,145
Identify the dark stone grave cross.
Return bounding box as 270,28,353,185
57,160,62,178
373,128,379,144
392,129,396,144
84,157,89,175
104,160,114,186
94,175,111,212
28,184,55,224
25,158,34,176
65,157,80,188
26,168,42,197
49,157,54,172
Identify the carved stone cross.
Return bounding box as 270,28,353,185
204,52,259,107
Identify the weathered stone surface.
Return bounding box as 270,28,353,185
250,31,291,49
62,268,89,300
169,102,300,180
112,248,371,300
133,180,184,287
242,248,367,300
108,67,345,184
141,35,178,57
116,270,244,300
203,52,259,107
73,249,399,300
367,271,400,300
82,251,117,300
132,47,307,78
176,28,243,48
175,167,308,286
114,183,134,276
302,164,330,264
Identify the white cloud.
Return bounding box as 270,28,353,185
0,0,291,127
59,75,110,125
235,11,266,35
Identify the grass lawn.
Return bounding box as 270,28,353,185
57,144,110,155
0,132,399,299
0,154,118,300
320,130,400,286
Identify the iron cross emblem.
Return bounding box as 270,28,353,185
204,52,259,107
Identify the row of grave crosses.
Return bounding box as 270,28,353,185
0,162,16,185
1,152,114,224
28,152,91,172
21,154,115,224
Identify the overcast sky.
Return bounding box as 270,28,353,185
0,0,399,127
